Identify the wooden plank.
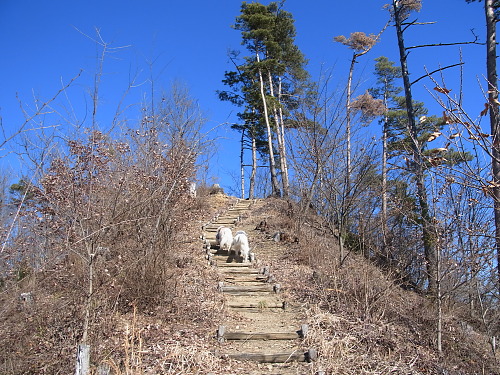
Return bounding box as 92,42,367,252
222,282,269,287
208,247,226,253
223,276,268,283
225,349,316,363
222,292,272,297
223,273,267,278
225,307,279,313
219,268,259,273
217,263,253,268
223,331,300,340
222,269,260,274
227,301,286,309
221,285,274,293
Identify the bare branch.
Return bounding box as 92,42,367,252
0,71,82,154
411,63,465,86
406,36,482,50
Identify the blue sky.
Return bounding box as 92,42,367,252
0,0,487,194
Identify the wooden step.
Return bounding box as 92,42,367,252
221,269,261,274
223,348,317,363
223,275,268,282
215,218,239,222
206,241,218,247
209,222,237,226
220,285,276,293
217,325,299,341
221,331,301,340
227,301,286,309
217,262,253,268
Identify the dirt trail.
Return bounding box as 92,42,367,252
202,199,317,375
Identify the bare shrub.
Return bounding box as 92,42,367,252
254,198,499,374
0,76,217,373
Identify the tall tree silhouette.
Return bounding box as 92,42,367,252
221,1,309,197
390,0,438,293
369,56,402,261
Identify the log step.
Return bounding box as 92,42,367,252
227,301,286,309
224,349,317,363
223,275,268,282
221,269,261,274
220,285,275,293
218,325,308,341
217,262,253,268
222,331,301,340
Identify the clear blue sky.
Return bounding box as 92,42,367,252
0,0,487,194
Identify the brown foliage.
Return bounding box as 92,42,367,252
334,32,378,52
349,90,386,119
400,0,422,12
0,114,216,374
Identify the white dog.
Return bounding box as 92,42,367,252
232,230,250,263
216,226,233,251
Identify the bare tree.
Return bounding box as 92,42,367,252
334,28,386,191
390,0,441,293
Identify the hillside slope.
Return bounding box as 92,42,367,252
1,193,498,374
200,196,499,374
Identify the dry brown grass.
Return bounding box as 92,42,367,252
250,198,499,375
1,195,498,374
0,191,237,375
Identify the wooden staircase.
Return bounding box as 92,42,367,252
201,199,318,371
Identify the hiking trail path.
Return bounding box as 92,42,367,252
201,199,321,375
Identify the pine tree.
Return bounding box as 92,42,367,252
371,50,473,293
335,31,382,192
221,1,309,197
219,57,268,198
369,56,402,261
389,0,442,293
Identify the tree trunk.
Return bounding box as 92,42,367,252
303,163,322,215
240,129,245,199
278,79,290,197
268,71,290,197
257,54,280,197
437,235,443,354
382,93,389,261
346,54,355,193
393,0,438,293
249,132,257,199
75,344,90,375
76,248,94,375
485,0,500,293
